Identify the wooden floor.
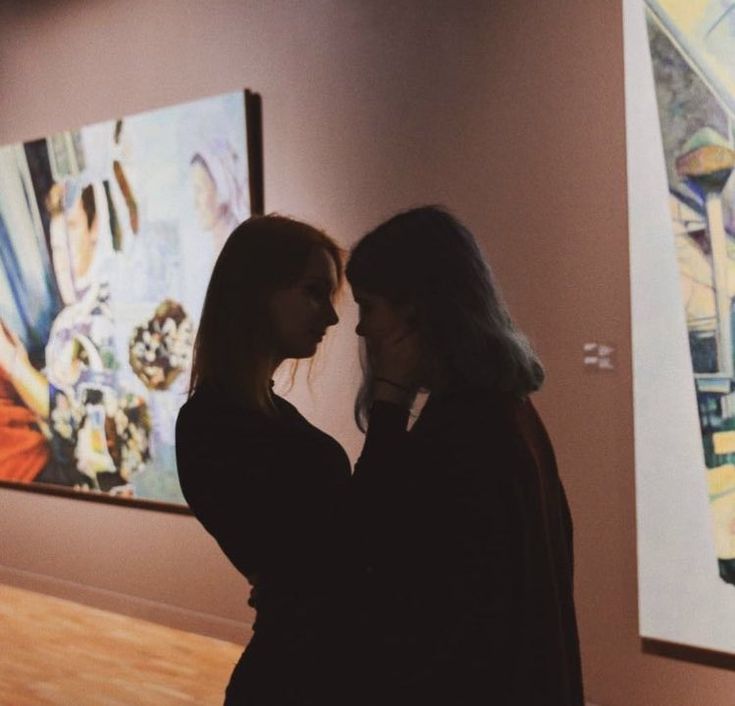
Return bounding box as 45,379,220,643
0,583,243,706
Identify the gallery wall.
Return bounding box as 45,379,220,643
1,0,734,703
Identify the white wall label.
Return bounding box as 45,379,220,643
583,342,616,371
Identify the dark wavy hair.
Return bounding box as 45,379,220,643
346,206,544,430
189,214,343,413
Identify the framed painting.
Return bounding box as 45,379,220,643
625,0,735,662
0,89,263,512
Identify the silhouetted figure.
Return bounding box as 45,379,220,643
176,216,352,705
347,206,584,706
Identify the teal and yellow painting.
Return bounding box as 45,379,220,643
646,1,735,582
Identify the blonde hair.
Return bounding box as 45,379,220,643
190,215,343,413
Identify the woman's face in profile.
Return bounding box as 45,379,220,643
352,288,412,343
268,248,340,360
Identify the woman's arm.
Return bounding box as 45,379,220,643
352,394,521,684
352,395,447,598
0,321,50,419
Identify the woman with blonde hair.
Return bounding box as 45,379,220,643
176,214,353,705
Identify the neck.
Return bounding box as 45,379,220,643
265,357,286,402
269,357,285,378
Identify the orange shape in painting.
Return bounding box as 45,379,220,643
0,367,49,482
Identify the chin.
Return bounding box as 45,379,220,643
287,344,318,360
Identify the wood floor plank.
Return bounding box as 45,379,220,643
0,583,243,705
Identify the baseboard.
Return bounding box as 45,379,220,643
0,565,252,645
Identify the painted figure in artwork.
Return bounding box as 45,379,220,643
0,179,150,493
190,138,248,255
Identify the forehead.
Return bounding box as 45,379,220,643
300,247,338,285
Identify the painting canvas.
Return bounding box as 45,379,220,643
625,0,735,654
0,90,260,508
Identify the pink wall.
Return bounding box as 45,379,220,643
2,1,735,703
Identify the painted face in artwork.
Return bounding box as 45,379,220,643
269,248,340,360
191,160,220,231
50,187,98,303
65,192,98,281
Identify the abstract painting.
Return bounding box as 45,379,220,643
626,0,735,655
0,90,262,509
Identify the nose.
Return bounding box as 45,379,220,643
355,320,364,337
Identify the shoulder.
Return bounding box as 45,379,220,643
176,387,219,431
175,388,282,492
272,393,301,420
176,386,272,444
425,385,518,437
423,387,542,473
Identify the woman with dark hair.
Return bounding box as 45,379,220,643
347,206,584,706
175,215,352,705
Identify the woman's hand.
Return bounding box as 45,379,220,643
370,328,421,386
369,327,422,407
0,319,50,418
0,319,27,376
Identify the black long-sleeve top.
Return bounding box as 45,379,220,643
175,384,354,702
353,386,584,706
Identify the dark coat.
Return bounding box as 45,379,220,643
175,385,354,706
352,386,584,706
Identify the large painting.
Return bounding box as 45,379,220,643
0,90,262,510
625,0,735,656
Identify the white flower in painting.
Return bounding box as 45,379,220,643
162,318,176,336
129,300,194,389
